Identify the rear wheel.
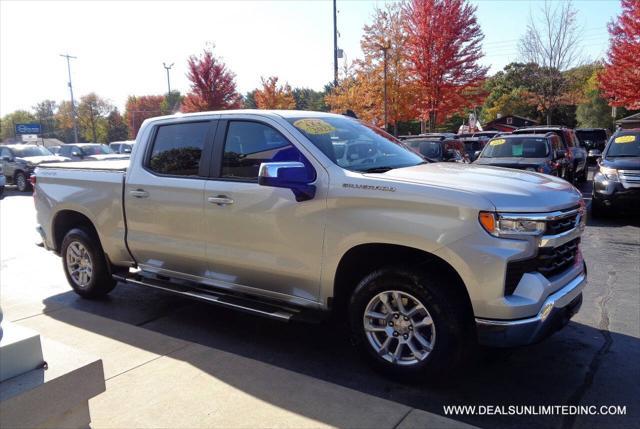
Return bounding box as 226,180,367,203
61,228,117,298
349,267,472,379
15,172,30,192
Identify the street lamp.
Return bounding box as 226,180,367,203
163,62,174,94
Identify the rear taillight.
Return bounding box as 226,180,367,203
30,175,37,186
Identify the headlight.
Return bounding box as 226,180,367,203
479,212,546,237
599,166,619,181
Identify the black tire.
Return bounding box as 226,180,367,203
61,227,117,298
590,198,607,218
15,171,30,192
348,267,473,380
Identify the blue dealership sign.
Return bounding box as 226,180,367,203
15,123,41,134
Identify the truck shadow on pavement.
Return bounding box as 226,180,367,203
41,285,639,429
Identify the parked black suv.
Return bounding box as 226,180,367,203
592,129,640,216
513,126,588,183
473,133,569,177
403,137,468,162
0,144,68,192
576,128,610,163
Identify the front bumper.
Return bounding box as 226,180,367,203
593,173,640,210
476,271,586,347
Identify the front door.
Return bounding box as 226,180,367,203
125,120,216,277
203,117,326,303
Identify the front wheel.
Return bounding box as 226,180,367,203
349,267,472,379
15,172,30,192
61,228,117,298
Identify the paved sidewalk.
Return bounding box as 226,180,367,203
7,306,474,428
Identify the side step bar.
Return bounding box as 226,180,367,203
113,273,303,322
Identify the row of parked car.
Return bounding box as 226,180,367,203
399,126,639,216
0,141,134,194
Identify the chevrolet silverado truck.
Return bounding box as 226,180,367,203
33,111,587,377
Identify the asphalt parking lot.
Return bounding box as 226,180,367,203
1,172,638,429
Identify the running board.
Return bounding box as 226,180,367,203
113,273,301,322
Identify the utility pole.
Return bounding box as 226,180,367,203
60,53,79,143
163,62,174,94
381,42,390,133
333,0,338,87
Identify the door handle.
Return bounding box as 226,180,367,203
207,195,234,206
129,189,149,198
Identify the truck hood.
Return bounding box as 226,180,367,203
16,155,69,165
371,163,581,212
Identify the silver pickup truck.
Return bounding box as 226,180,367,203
34,110,587,378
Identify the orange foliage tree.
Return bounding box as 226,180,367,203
254,76,296,109
403,0,487,131
599,0,640,110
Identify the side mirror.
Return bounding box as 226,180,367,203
554,149,566,159
1,156,11,162
71,150,82,157
474,150,482,159
258,161,316,202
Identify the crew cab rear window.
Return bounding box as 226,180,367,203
148,122,209,176
222,121,302,179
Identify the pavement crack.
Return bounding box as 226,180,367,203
560,271,615,429
392,408,414,429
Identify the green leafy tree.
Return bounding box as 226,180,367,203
77,93,113,142
0,110,37,140
161,91,184,114
33,100,58,138
292,88,328,111
106,109,130,142
243,90,257,109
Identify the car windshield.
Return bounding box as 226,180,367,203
80,145,113,155
404,139,442,159
12,146,52,157
286,116,424,172
606,133,640,158
576,130,607,146
480,137,549,158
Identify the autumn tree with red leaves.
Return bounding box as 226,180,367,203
599,0,640,110
403,0,487,131
182,48,243,113
254,76,296,109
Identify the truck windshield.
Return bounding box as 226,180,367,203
80,145,113,155
606,133,640,158
480,137,549,158
13,146,53,157
286,116,424,173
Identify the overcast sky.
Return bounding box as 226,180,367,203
0,0,620,115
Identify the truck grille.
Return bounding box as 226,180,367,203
545,210,579,235
504,238,580,295
619,170,640,188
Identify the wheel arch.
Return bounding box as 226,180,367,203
331,243,473,319
52,209,100,254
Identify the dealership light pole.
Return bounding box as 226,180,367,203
163,62,174,94
333,0,338,86
381,41,390,133
60,53,79,143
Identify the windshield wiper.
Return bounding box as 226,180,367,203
359,166,394,173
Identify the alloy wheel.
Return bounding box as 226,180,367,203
363,290,436,366
66,241,93,288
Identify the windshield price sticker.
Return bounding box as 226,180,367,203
489,139,506,146
293,119,336,135
614,135,636,143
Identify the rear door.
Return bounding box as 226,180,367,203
125,119,217,277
